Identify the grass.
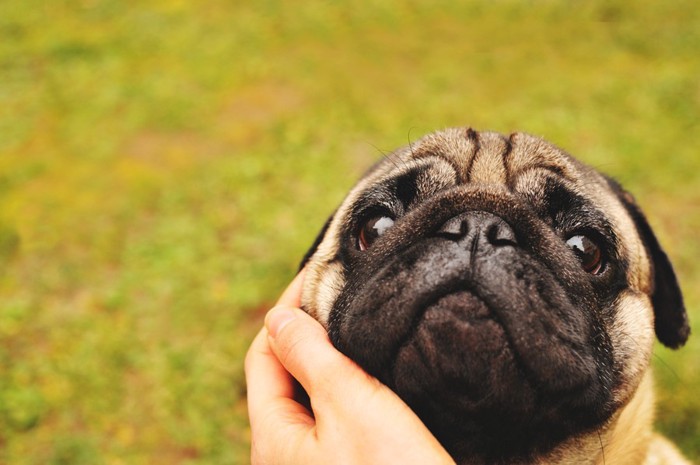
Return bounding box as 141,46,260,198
1,1,698,463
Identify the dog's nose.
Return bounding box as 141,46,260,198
437,211,517,248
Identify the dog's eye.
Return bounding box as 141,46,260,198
358,215,395,251
566,234,604,274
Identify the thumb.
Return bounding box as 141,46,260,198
265,306,376,400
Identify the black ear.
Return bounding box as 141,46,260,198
299,213,334,271
607,177,690,349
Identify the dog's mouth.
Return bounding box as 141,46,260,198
391,290,516,406
364,283,608,460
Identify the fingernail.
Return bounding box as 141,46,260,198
265,306,297,338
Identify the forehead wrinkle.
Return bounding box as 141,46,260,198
511,168,578,209
511,165,578,187
467,132,510,185
407,127,480,183
506,132,579,185
354,156,459,213
382,155,458,190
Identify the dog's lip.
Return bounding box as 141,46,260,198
388,285,596,397
393,288,494,356
389,288,521,404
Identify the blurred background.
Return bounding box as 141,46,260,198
1,1,698,464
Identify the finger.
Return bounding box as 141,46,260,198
245,327,295,400
245,327,314,427
265,306,376,401
246,327,319,465
275,269,306,308
247,268,307,403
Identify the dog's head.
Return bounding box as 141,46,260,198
299,128,689,462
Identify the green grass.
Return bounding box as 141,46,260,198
1,1,698,463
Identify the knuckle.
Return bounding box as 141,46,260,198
244,337,264,374
277,328,313,366
243,347,255,375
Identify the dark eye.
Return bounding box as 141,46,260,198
566,234,604,274
358,215,395,251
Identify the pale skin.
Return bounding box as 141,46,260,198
245,271,455,465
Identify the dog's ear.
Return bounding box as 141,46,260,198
607,177,690,349
299,213,334,271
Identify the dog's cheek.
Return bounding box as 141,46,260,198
301,259,345,327
608,290,655,404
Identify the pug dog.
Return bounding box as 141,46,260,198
299,128,691,465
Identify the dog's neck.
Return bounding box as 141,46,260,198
592,370,655,465
499,371,657,465
594,370,690,465
455,360,690,465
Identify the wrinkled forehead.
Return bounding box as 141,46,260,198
337,128,651,290
368,129,576,184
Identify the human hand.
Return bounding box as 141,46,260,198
245,271,455,465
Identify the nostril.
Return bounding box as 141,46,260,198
487,221,517,246
437,211,517,248
437,216,469,238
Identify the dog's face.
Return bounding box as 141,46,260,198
300,128,689,463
